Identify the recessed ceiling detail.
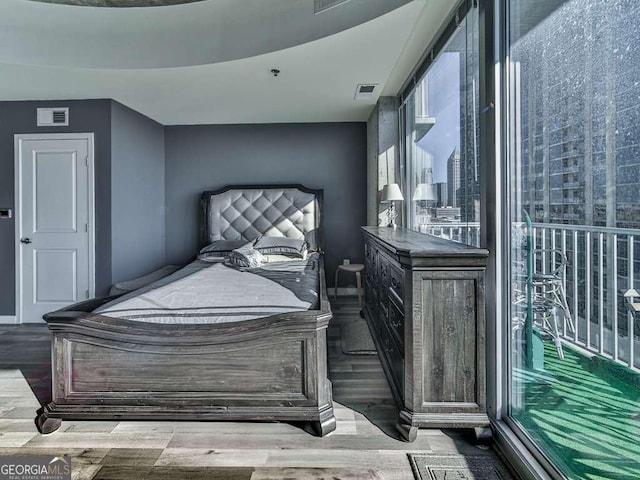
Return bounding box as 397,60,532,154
0,0,413,69
27,0,206,6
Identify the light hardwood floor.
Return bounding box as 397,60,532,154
0,298,510,480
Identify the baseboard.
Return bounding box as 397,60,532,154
0,316,18,325
333,287,364,296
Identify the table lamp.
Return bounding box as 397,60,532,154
412,183,437,224
381,183,404,229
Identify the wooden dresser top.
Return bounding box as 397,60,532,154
361,226,489,268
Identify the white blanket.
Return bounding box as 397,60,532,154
96,256,319,324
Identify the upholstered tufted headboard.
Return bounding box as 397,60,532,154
200,185,323,251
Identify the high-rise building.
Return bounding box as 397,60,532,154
514,2,640,229
446,148,461,207
512,0,640,336
458,30,481,224
435,182,448,207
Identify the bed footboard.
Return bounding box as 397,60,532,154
37,308,334,436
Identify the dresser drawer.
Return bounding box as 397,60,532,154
387,296,404,351
380,321,404,395
389,266,404,305
364,278,377,310
366,300,384,341
364,243,376,271
378,255,390,287
365,245,378,288
378,258,390,303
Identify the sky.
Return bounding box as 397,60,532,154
416,52,461,184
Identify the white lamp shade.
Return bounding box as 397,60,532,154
381,183,404,202
412,183,437,201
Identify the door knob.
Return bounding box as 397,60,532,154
20,238,32,244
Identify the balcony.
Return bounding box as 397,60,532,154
412,115,437,142
527,222,640,373
421,221,640,371
513,342,640,479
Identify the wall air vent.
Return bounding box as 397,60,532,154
37,107,69,127
354,84,378,101
314,0,351,14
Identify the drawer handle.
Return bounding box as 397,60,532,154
390,277,400,289
390,317,402,328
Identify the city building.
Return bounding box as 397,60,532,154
446,147,461,207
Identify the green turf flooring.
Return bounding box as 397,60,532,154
513,343,640,480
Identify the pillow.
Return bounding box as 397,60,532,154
228,244,263,268
198,253,228,263
200,239,249,255
254,236,308,258
262,254,306,264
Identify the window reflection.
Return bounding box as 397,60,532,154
507,1,640,478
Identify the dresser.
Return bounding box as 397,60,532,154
361,226,490,441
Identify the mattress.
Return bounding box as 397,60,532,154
95,253,320,324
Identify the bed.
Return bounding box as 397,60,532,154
36,184,335,436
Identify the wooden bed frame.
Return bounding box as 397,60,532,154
36,185,335,436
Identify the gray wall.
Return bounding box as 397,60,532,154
1,103,367,315
367,97,400,226
164,123,367,286
110,101,166,283
0,99,112,315
367,97,405,225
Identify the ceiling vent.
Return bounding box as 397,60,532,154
314,0,351,14
37,107,69,127
354,84,378,101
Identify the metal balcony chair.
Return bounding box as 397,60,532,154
512,211,575,361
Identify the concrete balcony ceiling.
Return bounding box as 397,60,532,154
0,0,456,124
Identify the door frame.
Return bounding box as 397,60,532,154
14,133,96,324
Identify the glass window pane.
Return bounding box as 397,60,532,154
404,9,480,246
507,1,640,478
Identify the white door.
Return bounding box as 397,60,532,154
15,134,94,323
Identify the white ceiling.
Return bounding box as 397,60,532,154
0,0,413,69
0,0,455,125
29,0,206,6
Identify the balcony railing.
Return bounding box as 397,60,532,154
418,221,640,372
417,222,481,247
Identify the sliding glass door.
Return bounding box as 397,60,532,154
505,1,640,478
